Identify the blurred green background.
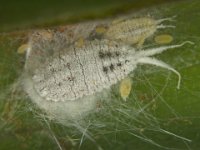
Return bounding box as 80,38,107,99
0,0,181,32
0,0,200,150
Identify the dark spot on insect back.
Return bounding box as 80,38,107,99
106,52,112,57
68,76,75,81
125,60,130,63
99,51,105,59
103,66,108,73
65,62,71,69
115,51,120,56
109,64,114,71
117,62,122,67
50,67,56,73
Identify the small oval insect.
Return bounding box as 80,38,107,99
104,17,175,46
155,34,173,44
119,77,132,101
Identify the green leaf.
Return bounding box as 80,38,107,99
0,0,199,150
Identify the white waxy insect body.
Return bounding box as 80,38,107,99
23,16,193,121
119,77,133,101
104,17,175,46
25,33,192,103
27,39,136,102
